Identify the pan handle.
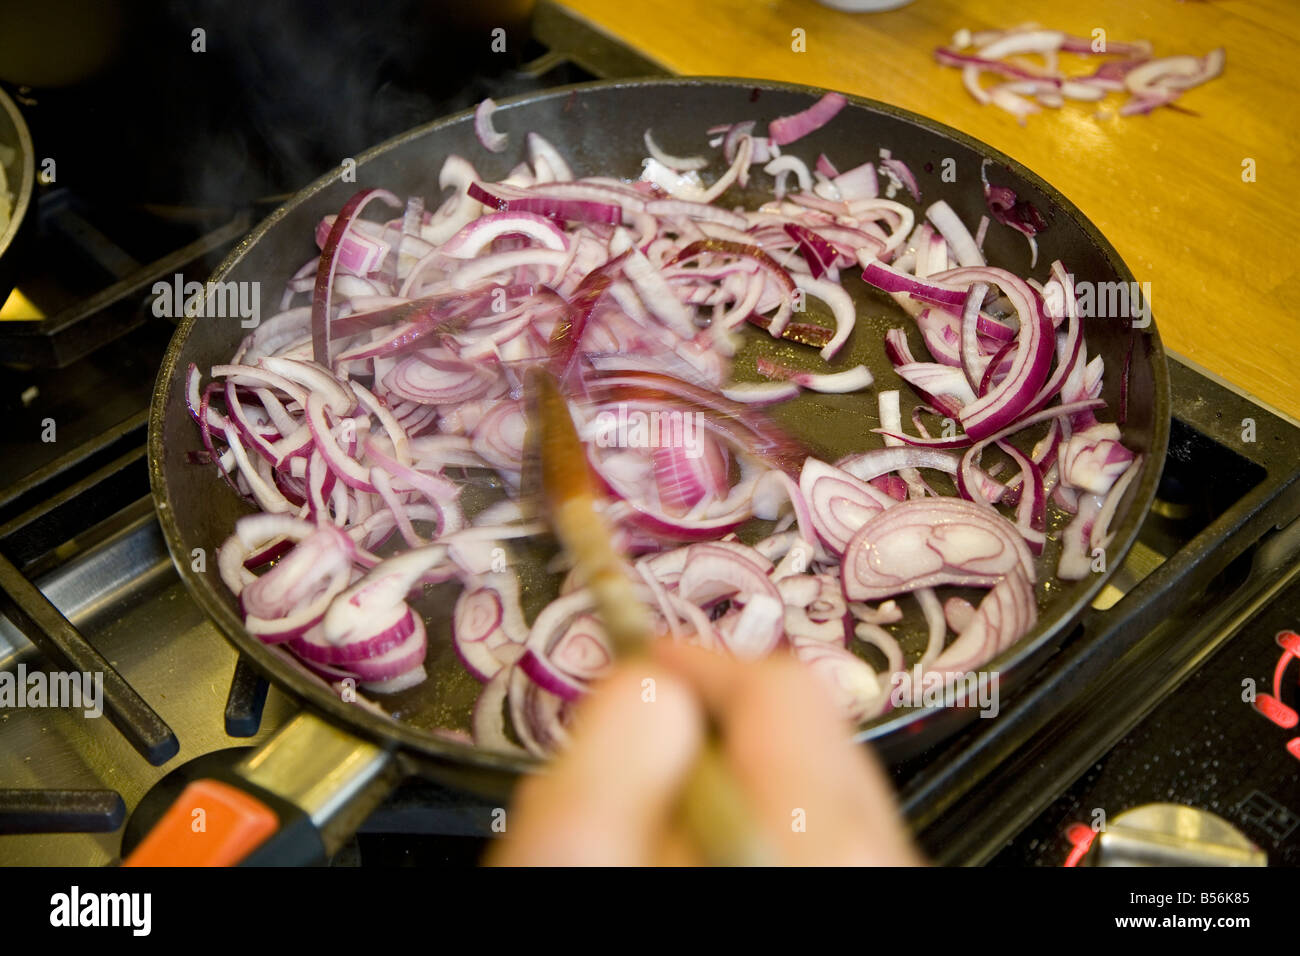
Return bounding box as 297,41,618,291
122,778,305,866
123,712,396,866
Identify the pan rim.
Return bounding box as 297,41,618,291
0,86,35,268
149,75,1170,776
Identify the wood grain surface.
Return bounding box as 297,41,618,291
554,0,1300,419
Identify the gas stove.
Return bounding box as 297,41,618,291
2,3,1298,868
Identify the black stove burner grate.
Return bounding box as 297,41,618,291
0,789,125,836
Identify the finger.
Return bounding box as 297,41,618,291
720,657,923,865
650,640,746,704
654,641,923,866
489,661,704,866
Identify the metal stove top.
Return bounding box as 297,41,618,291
2,3,1298,867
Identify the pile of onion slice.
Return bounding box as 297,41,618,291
190,92,1140,752
936,25,1224,122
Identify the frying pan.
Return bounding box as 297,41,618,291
140,77,1170,864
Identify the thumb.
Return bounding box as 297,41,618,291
489,662,704,865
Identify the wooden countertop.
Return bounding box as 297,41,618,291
552,0,1300,421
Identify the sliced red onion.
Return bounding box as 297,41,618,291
302,394,371,492
670,238,795,328
441,211,568,258
598,474,755,542
945,267,1054,440
833,162,878,202
934,47,1063,87
470,400,528,471
752,473,819,559
939,28,1221,120
721,592,785,659
776,574,821,608
257,356,354,414
421,155,486,245
362,665,428,695
1089,454,1143,555
1121,48,1225,113
806,573,847,624
928,566,1036,676
853,621,905,674
969,440,1046,553
785,600,845,645
959,281,990,391
699,136,753,202
715,120,755,163
764,155,812,196
792,365,873,394
1058,491,1103,580
743,312,834,350
799,458,895,556
323,543,450,640
875,398,1104,452
291,627,358,673
527,132,574,182
508,666,572,757
644,199,748,230
290,607,416,665
643,129,708,171
474,98,508,153
768,92,848,146
241,526,355,642
783,222,838,279
908,586,943,666
622,246,697,339
925,200,985,268
753,531,799,563
793,274,856,361
468,182,622,225
980,159,1047,246
835,446,961,485
876,389,927,500
878,149,921,203
721,381,801,405
520,590,599,701
792,639,885,722
312,188,403,366
472,667,526,754
385,353,495,405
549,614,615,680
315,215,391,276
860,259,967,309
849,599,903,626
347,616,428,681
453,587,513,682
218,514,316,592
943,596,976,633
897,362,977,410
652,431,730,512
678,541,782,611
241,534,296,571
1058,424,1135,495
842,496,1035,601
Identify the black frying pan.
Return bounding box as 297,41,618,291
143,77,1170,861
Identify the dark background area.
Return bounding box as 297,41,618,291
0,0,537,207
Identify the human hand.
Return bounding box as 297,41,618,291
489,640,925,866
